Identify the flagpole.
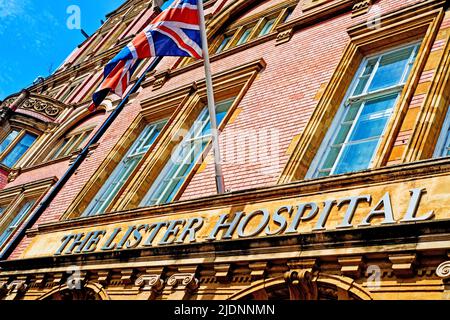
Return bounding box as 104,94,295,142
197,0,226,194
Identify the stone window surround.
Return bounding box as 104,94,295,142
0,177,57,255
278,0,447,183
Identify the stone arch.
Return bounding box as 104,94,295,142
31,106,107,163
207,0,281,37
227,272,373,301
37,282,110,301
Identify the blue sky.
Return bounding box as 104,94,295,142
0,0,126,100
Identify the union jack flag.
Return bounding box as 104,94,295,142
89,0,202,112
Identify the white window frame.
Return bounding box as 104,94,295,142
140,98,235,207
433,105,450,158
82,120,166,216
306,42,421,179
0,200,35,249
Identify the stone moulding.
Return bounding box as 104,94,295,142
0,93,69,120
436,261,450,279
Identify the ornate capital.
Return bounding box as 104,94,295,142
167,273,199,293
436,261,450,279
135,274,165,292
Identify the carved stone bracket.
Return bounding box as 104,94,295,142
249,262,268,281
152,69,171,90
389,254,417,277
120,269,135,285
33,274,46,288
135,274,165,293
167,273,199,293
94,270,112,286
436,261,450,279
284,269,318,300
287,259,318,274
4,279,28,300
0,279,8,297
338,256,364,277
51,273,64,286
276,28,293,45
352,0,373,17
8,169,21,183
214,264,232,282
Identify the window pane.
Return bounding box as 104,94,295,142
140,98,235,207
51,138,70,160
352,59,377,95
258,18,276,37
0,200,35,248
216,36,232,54
236,27,253,45
348,95,397,141
0,130,20,153
334,140,379,175
283,8,293,23
368,47,414,92
2,133,37,167
83,122,165,216
321,146,341,170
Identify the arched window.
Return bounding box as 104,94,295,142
45,112,105,162
177,0,296,68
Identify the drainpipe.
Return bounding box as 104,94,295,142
0,56,163,261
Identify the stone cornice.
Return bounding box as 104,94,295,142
0,177,58,198
2,219,450,273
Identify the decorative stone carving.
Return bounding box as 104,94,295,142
120,269,135,284
8,169,20,183
21,98,62,118
152,70,171,90
284,269,318,300
0,280,8,293
135,274,165,292
95,270,112,285
352,0,373,17
167,273,199,293
436,261,450,279
33,274,46,288
51,273,64,286
4,280,28,300
1,97,16,108
276,28,293,45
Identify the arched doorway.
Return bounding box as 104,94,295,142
38,282,110,301
228,272,373,300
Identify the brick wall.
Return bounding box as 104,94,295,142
8,0,443,259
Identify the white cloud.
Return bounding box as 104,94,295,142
0,0,28,18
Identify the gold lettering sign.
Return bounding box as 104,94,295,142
20,175,448,259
